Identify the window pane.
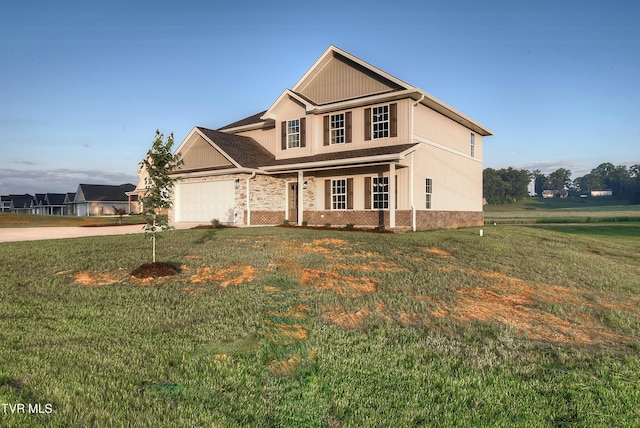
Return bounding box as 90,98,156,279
372,176,389,209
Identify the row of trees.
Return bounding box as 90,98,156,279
483,162,640,204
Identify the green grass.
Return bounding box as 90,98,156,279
484,198,640,224
0,212,145,228
0,225,639,426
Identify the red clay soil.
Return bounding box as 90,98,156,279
131,262,180,278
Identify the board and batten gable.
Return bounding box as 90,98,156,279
294,50,404,105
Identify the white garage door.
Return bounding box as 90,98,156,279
175,180,235,223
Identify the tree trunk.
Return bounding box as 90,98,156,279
152,217,156,263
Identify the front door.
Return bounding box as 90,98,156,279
288,183,298,223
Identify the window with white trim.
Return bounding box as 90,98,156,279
372,105,389,139
470,133,475,157
373,177,389,209
287,119,300,148
426,178,433,209
330,113,345,144
332,179,347,210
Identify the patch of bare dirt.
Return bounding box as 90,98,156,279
267,354,303,377
188,264,255,288
131,262,180,279
323,306,371,330
72,271,122,286
302,269,377,298
421,247,454,258
431,266,635,345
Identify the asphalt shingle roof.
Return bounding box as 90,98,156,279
193,126,418,171
78,184,135,202
217,111,268,131
196,127,276,169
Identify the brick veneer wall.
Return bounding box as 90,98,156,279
245,209,483,230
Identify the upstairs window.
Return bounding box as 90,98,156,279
324,112,351,145
372,105,389,139
330,113,345,144
281,118,306,150
470,133,475,157
365,103,397,140
287,119,300,148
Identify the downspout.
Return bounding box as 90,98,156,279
410,94,425,232
246,172,257,226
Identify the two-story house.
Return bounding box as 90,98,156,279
165,45,492,230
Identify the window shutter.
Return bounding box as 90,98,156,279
347,178,353,210
364,177,371,209
324,180,331,210
323,115,329,146
281,121,287,150
300,117,306,148
364,108,371,141
345,111,352,143
390,103,397,137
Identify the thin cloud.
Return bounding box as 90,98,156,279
0,168,138,195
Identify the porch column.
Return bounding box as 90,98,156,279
297,170,304,226
389,162,396,228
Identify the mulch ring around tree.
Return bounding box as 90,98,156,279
130,262,181,279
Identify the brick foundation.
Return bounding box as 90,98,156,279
243,209,483,230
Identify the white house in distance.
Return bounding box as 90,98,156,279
71,183,139,216
146,46,492,230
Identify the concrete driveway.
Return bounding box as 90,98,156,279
0,223,203,243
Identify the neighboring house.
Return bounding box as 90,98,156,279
1,195,11,212
42,193,68,215
31,193,46,214
4,194,34,213
590,189,613,197
64,193,77,216
71,184,138,216
542,189,568,199
165,46,492,230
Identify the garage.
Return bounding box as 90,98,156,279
174,180,235,223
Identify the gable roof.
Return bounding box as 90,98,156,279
44,193,66,206
7,194,34,209
218,45,492,136
292,45,410,105
75,184,135,202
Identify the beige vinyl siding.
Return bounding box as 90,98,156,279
270,97,313,159
314,100,411,155
181,134,233,170
408,145,482,212
413,104,482,158
296,53,401,104
235,127,277,155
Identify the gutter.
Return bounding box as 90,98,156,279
260,148,418,173
246,172,257,226
410,94,424,232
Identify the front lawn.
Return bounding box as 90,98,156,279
0,225,639,426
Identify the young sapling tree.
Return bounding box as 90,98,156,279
140,130,183,264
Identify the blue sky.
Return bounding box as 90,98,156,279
1,0,639,194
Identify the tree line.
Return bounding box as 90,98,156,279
483,162,640,204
